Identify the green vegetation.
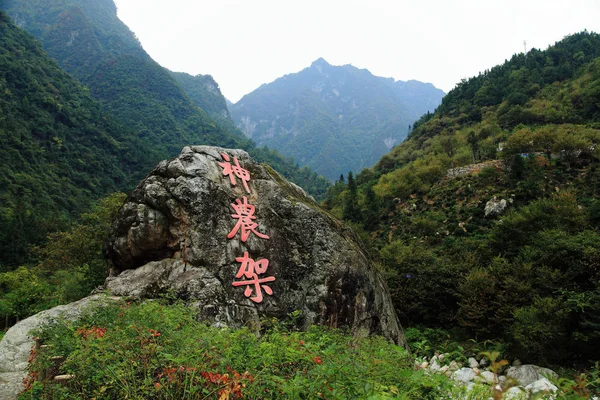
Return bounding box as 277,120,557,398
19,302,600,399
21,301,418,399
0,193,125,329
1,0,599,393
230,58,445,180
169,71,231,122
324,31,600,367
0,5,329,269
0,11,155,269
2,0,330,201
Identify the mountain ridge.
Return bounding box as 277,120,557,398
231,58,445,180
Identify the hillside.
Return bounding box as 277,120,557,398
1,0,330,199
3,0,246,156
324,31,600,366
230,58,445,180
169,71,231,122
0,12,155,269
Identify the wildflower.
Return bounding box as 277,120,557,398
313,356,323,364
155,382,161,389
148,329,161,337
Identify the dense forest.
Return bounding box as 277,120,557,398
0,12,156,269
324,31,600,367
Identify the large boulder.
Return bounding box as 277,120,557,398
105,146,405,345
0,295,119,400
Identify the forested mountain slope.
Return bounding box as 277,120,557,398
1,0,330,197
0,12,155,268
325,31,600,366
3,0,246,156
231,58,445,180
169,71,231,122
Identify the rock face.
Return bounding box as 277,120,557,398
0,295,119,400
446,160,504,179
104,146,405,345
484,196,508,217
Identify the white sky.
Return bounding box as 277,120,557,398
114,0,600,103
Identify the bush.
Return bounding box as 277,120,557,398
23,301,463,400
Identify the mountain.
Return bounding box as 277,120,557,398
1,0,330,199
169,71,231,122
0,1,331,269
0,11,156,268
2,0,247,157
324,31,600,366
230,58,445,180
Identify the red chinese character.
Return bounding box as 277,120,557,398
218,153,251,193
227,197,270,242
235,251,269,278
232,252,275,303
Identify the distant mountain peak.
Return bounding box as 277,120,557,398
230,60,445,180
311,57,331,68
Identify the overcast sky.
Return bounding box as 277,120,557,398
114,0,600,103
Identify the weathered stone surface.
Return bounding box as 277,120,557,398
506,365,557,387
452,367,477,384
468,356,479,368
446,160,504,179
504,386,527,400
480,370,496,384
485,196,508,217
104,146,405,345
0,295,119,399
525,377,558,395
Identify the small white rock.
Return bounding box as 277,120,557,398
480,370,496,384
525,377,558,394
504,386,527,400
452,367,477,384
468,357,479,368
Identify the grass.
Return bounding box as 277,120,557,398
18,300,599,399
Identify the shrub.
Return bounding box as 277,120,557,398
22,301,463,399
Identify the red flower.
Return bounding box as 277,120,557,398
148,329,161,337
313,356,323,365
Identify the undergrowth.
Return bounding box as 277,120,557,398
20,300,448,399
19,300,599,399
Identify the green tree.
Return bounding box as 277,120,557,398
467,131,480,162
342,172,359,222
